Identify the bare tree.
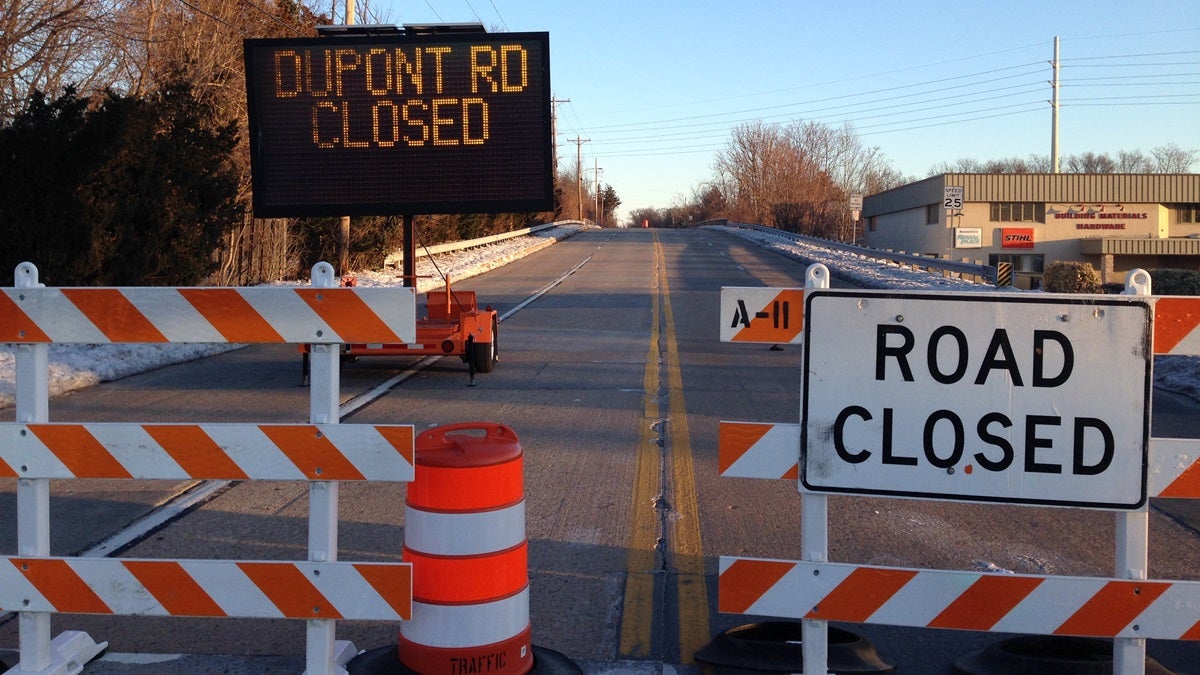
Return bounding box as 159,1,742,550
1063,152,1116,173
1152,143,1198,173
0,0,123,120
712,121,784,225
789,121,902,196
711,121,851,235
1114,149,1153,173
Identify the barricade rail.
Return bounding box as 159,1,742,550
3,261,415,675
717,266,1200,675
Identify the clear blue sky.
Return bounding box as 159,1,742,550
368,1,1200,223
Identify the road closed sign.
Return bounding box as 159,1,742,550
801,290,1152,509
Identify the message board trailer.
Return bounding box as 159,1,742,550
801,290,1153,509
243,31,552,217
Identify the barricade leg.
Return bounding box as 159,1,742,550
801,493,832,675
304,262,356,675
11,333,106,675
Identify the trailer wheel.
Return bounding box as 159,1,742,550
471,319,498,373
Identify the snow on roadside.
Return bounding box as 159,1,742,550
1,221,1197,407
715,225,1200,402
0,223,593,409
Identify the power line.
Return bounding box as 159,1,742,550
586,62,1047,132
486,0,509,31
586,76,1050,142
569,43,1198,162
461,0,485,25
423,1,445,21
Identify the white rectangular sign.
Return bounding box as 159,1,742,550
954,227,982,249
720,287,805,344
944,185,964,212
801,290,1152,509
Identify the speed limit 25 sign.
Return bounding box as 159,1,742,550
800,290,1152,509
944,185,964,212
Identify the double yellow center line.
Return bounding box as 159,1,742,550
620,232,709,663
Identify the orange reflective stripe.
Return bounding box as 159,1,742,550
143,425,249,480
806,567,917,623
258,425,365,480
409,460,523,512
0,458,17,478
12,558,112,614
376,425,415,466
294,288,402,343
178,289,285,343
1160,459,1200,499
1154,297,1200,354
61,289,167,342
28,424,132,479
1055,581,1169,636
929,575,1043,630
718,423,771,474
353,563,412,620
237,562,343,619
718,559,794,615
405,543,527,604
123,560,226,617
0,293,50,342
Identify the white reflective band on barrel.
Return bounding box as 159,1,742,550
404,501,526,556
400,587,530,648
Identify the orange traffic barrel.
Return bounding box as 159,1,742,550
399,422,532,675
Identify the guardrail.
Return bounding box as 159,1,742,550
384,219,591,267
712,220,998,286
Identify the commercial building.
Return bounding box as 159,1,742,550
861,173,1200,288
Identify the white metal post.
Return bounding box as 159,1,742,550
305,262,355,675
1114,268,1153,675
800,264,833,675
11,262,106,675
15,262,51,672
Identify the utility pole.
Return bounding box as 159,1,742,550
568,135,589,220
336,0,356,274
550,96,570,177
593,158,602,225
1050,36,1060,174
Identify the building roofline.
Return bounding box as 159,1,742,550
863,173,1200,218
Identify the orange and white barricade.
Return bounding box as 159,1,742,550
1,262,415,675
717,266,1200,675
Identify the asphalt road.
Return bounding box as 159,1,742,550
2,227,1199,674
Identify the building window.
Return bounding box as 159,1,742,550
989,202,1045,223
926,204,940,225
1170,204,1200,224
868,216,877,232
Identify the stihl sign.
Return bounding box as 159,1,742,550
1002,228,1035,248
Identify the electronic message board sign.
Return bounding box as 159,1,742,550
243,32,552,217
